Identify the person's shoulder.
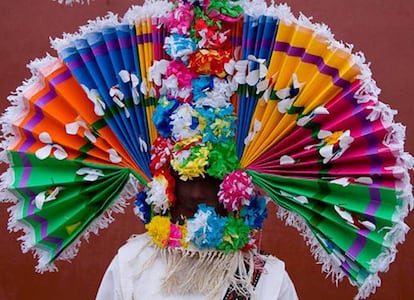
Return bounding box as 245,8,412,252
122,232,151,248
254,253,298,300
117,232,153,259
261,253,286,273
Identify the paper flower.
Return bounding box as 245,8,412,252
76,167,104,181
166,60,196,90
192,75,214,101
81,84,106,116
280,154,295,165
186,204,226,249
164,34,197,61
334,205,376,232
192,9,231,49
276,74,303,113
34,186,62,210
146,174,175,214
204,0,243,22
330,176,373,187
218,170,254,211
318,129,354,164
65,117,97,143
280,190,309,205
218,215,250,253
170,103,200,140
152,96,180,137
164,1,194,35
245,55,268,86
297,106,329,127
244,119,261,145
107,148,122,163
134,190,151,224
207,141,239,179
150,136,174,174
145,215,171,248
169,223,188,248
109,85,130,118
194,77,236,108
241,194,268,230
119,70,140,105
35,132,68,160
171,139,209,180
189,48,231,78
197,105,236,144
139,136,148,153
224,59,248,84
149,59,170,86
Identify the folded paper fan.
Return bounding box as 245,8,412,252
1,1,412,299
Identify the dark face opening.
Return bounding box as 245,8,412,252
170,172,227,223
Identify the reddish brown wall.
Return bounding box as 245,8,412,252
0,1,413,299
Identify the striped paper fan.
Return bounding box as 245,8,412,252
0,1,412,299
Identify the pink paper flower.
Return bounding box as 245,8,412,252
164,2,194,35
169,223,186,248
218,170,254,211
166,60,196,89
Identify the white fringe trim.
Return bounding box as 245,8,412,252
276,207,346,285
122,0,173,24
51,13,120,52
51,1,173,53
353,36,414,300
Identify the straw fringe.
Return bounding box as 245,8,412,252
124,234,267,300
130,245,262,300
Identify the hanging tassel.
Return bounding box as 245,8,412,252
126,245,266,300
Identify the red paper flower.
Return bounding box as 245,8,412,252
189,49,231,78
150,136,174,175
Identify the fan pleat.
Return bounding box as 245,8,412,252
250,171,398,272
235,15,278,158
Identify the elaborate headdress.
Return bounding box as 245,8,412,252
1,0,413,299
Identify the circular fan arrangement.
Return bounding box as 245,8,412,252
1,1,412,299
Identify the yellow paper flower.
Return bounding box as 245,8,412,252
145,216,171,248
323,131,344,145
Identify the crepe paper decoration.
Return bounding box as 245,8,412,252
0,1,412,299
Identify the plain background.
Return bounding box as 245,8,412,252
0,0,413,299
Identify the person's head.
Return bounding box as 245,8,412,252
170,173,226,223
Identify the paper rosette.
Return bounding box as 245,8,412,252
0,1,412,299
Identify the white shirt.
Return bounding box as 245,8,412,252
96,234,298,300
